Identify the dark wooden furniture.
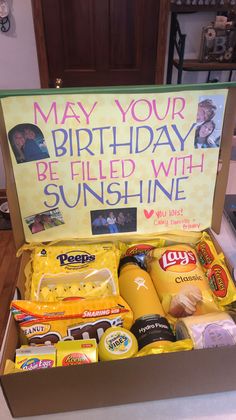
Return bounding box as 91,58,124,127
167,3,236,84
32,0,170,87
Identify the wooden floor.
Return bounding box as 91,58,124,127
0,230,20,346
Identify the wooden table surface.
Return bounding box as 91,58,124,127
0,230,20,346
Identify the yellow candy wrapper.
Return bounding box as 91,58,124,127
15,345,56,370
146,244,219,319
27,242,120,301
196,232,218,269
136,339,193,357
11,296,133,345
56,339,98,366
207,254,236,307
4,360,22,375
121,239,165,269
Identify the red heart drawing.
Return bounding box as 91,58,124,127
144,209,154,219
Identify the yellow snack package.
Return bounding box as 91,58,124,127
135,339,193,357
196,232,218,269
146,244,219,319
4,360,22,375
122,239,165,269
56,339,98,366
15,345,56,370
206,254,236,307
11,296,133,345
28,242,120,301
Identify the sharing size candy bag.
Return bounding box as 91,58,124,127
11,296,133,345
145,244,219,320
27,242,120,301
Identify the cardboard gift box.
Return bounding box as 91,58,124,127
0,83,236,417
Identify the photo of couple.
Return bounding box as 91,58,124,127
194,95,225,149
25,208,64,234
8,123,50,163
91,208,137,235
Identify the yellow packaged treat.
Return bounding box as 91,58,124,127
196,232,218,269
136,339,193,357
146,244,219,319
4,360,22,375
120,239,165,269
56,339,98,366
28,242,119,301
11,296,133,345
206,254,236,307
15,345,56,370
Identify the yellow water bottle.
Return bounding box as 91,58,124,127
118,256,164,320
118,256,175,352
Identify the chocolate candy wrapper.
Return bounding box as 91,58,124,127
196,232,218,269
56,339,98,366
146,244,219,320
206,253,236,307
120,239,165,269
11,296,133,345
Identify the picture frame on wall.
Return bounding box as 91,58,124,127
199,26,236,62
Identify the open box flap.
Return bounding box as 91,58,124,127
0,83,236,250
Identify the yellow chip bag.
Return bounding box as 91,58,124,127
11,296,133,345
207,254,236,307
196,232,218,269
146,244,219,319
29,243,119,301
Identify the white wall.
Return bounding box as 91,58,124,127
0,0,40,188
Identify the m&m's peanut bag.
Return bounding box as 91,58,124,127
11,296,133,345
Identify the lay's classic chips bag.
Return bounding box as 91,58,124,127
146,245,219,319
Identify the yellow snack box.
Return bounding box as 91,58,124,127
11,295,133,345
28,242,120,301
15,345,56,370
56,339,98,366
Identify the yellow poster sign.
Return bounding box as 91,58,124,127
1,89,227,242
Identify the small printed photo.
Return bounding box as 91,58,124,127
25,208,64,234
194,95,225,150
90,208,137,235
8,123,50,163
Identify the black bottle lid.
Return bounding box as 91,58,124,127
118,256,141,274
